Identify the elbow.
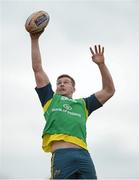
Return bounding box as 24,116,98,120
112,86,116,96
111,89,115,98
95,87,115,104
108,87,115,98
32,64,42,73
104,86,115,99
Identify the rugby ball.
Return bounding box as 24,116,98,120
25,10,50,33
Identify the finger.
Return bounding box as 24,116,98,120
94,45,98,54
98,45,101,53
102,47,104,54
90,47,94,55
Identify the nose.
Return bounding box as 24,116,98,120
60,82,64,87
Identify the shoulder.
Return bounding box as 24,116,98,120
35,83,54,107
83,94,103,116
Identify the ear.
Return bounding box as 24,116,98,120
73,87,76,93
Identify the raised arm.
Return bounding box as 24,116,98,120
30,31,49,88
90,45,115,104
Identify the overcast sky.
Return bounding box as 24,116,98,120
1,0,139,179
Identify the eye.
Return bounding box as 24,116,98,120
64,81,71,84
57,81,61,85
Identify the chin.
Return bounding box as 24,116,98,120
57,91,66,96
59,92,71,98
61,93,68,97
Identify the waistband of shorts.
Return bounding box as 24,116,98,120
52,147,89,155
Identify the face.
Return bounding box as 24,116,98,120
56,77,75,98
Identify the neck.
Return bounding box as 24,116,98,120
56,93,73,98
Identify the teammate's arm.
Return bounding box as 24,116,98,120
90,45,115,104
30,31,50,88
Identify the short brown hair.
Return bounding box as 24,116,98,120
57,74,75,87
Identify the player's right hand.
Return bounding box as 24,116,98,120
30,29,44,39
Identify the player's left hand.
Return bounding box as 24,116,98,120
90,45,105,65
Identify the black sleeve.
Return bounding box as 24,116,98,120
83,94,103,116
35,83,54,107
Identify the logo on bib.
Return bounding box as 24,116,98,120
63,104,72,111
